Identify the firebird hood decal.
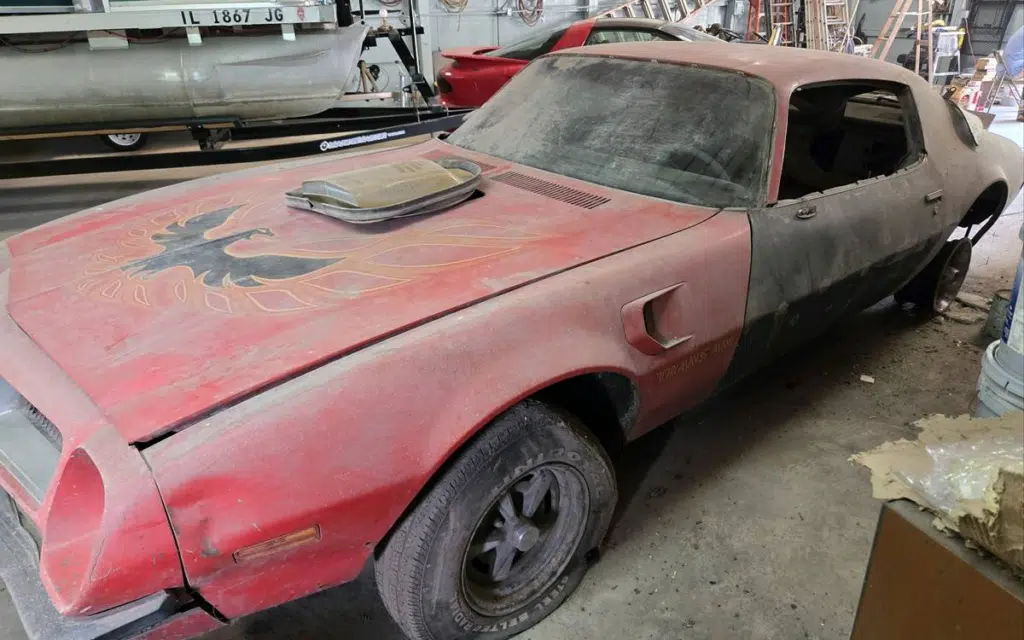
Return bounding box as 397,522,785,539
5,141,719,442
122,205,344,289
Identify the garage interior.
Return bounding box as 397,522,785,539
1,0,1023,638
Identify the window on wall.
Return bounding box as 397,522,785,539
585,28,675,46
777,82,926,202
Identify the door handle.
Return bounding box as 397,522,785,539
795,205,817,219
925,190,943,203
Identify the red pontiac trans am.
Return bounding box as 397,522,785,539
1,43,1021,640
436,17,723,107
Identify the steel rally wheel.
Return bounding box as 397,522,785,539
375,400,617,640
896,238,972,315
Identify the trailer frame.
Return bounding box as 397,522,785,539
0,110,469,179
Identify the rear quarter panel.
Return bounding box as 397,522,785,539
142,210,751,619
440,21,592,108
440,61,526,108
910,85,1023,227
552,20,593,51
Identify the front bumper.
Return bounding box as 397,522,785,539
0,491,175,640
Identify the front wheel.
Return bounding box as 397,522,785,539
375,400,617,640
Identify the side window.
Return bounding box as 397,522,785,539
777,82,927,201
585,29,674,46
945,99,981,148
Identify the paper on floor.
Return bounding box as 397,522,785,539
851,411,1024,572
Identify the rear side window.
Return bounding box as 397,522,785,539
486,27,569,61
585,29,675,45
945,100,981,148
777,82,927,201
660,24,727,43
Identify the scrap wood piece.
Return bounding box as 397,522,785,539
851,412,1024,572
955,291,992,312
943,305,987,325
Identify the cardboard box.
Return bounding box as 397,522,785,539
852,500,1024,640
976,57,997,71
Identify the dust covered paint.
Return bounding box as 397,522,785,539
0,41,1020,640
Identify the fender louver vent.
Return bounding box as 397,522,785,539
422,152,495,173
490,172,610,210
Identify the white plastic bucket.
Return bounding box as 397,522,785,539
976,219,1024,417
1001,220,1024,353
975,341,1024,417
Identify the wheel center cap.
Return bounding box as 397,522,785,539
510,522,540,552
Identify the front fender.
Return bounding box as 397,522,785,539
142,211,750,619
140,291,642,620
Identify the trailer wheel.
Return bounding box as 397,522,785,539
101,133,148,152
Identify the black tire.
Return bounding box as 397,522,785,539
895,238,972,314
375,400,617,640
101,133,148,152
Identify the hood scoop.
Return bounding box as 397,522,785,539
422,151,497,173
285,158,482,224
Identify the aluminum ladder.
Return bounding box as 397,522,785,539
598,0,717,22
767,0,796,45
980,50,1023,113
805,0,851,51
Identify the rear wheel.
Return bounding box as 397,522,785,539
375,400,617,640
895,238,972,314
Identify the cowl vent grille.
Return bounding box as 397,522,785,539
489,172,610,210
23,403,61,449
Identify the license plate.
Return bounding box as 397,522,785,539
179,6,316,27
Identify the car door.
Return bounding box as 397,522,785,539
722,82,947,384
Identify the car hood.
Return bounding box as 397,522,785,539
5,140,720,442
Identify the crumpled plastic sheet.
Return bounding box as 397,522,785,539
895,435,1024,515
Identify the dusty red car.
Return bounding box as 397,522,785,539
436,17,722,107
1,43,1021,640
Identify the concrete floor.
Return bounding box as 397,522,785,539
1,110,1022,640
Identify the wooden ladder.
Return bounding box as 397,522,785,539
871,0,932,75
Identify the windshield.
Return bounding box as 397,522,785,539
485,24,569,60
448,54,775,208
660,23,727,43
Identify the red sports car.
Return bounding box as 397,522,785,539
436,17,723,107
1,43,1021,640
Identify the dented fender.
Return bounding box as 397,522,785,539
140,210,751,619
